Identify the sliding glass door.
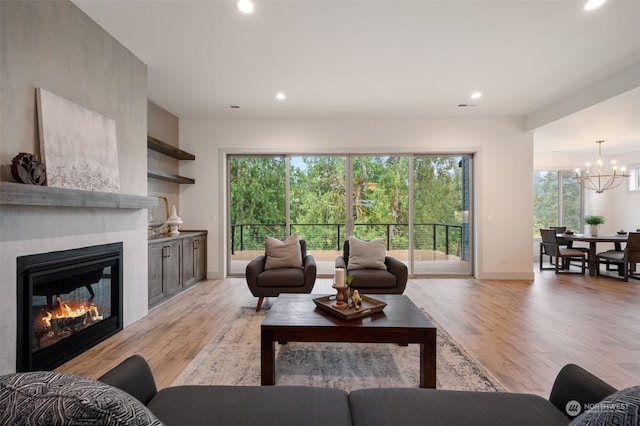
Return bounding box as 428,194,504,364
413,156,471,274
228,153,472,276
351,156,410,263
290,156,347,274
228,156,286,274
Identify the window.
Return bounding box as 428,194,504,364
629,164,640,192
533,170,582,237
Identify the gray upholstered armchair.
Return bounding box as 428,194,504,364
245,239,316,311
335,239,408,294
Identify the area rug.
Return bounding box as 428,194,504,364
172,307,505,392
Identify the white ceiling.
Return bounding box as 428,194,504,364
533,87,640,156
72,0,640,156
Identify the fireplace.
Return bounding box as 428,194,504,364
16,242,123,372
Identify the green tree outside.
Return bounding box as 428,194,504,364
230,155,466,255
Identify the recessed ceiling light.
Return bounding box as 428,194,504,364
470,92,482,100
275,93,286,100
584,0,606,11
237,0,254,14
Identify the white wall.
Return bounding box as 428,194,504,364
603,151,640,233
179,116,534,281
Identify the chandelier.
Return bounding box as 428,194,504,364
575,140,629,194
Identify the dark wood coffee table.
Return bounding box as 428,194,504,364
260,293,436,388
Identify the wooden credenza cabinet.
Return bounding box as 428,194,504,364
182,233,207,287
148,231,207,308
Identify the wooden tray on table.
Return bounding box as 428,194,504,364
313,294,387,320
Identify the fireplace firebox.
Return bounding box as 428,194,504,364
16,243,123,372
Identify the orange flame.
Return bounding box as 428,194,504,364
41,296,103,328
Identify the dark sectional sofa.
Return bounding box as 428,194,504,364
0,354,634,426
97,355,618,426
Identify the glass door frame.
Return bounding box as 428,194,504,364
226,152,474,277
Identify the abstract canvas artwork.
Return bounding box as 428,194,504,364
36,88,120,193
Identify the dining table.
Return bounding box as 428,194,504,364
561,233,628,276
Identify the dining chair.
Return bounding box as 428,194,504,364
540,227,562,269
595,232,640,282
549,226,576,269
539,229,586,274
550,226,567,245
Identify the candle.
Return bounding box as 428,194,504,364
334,268,345,287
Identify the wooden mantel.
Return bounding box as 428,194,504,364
0,182,157,209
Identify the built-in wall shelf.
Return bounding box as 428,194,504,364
0,182,158,209
147,169,196,185
147,135,195,160
147,135,195,184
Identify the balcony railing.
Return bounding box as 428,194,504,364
231,222,463,256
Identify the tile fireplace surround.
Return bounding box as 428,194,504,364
0,183,156,374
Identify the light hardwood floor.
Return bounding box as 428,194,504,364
57,267,640,396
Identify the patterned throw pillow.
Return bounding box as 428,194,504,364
347,236,387,270
0,371,163,426
569,385,640,426
264,235,303,270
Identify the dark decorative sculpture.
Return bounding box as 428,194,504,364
11,152,46,185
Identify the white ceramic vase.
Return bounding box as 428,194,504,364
165,205,183,235
589,224,599,237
